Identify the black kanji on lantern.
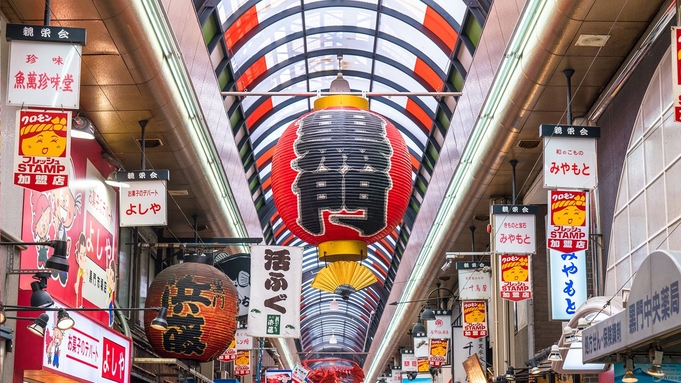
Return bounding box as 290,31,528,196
292,110,393,236
163,314,207,356
163,275,212,315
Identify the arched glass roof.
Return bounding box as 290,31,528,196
207,0,488,366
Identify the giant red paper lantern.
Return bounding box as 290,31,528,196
271,95,411,261
144,256,238,362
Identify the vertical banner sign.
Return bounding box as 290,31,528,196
217,340,236,362
235,328,252,350
216,253,252,318
417,357,430,373
292,363,311,383
401,350,417,372
234,350,251,376
549,250,587,320
492,205,537,254
452,330,486,383
414,335,429,357
462,301,488,339
673,27,681,122
540,124,600,189
456,262,491,300
499,254,532,302
14,109,72,192
6,24,86,109
426,312,452,339
249,245,303,337
118,170,170,227
547,190,589,253
428,338,449,367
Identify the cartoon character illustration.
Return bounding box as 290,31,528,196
19,115,68,157
74,232,88,307
51,186,82,286
464,304,486,323
30,192,53,268
551,193,586,226
106,259,117,327
46,326,64,368
502,257,529,282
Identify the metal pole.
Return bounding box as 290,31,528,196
509,160,518,204
256,337,265,383
564,69,574,125
139,120,148,170
677,0,681,26
44,0,50,26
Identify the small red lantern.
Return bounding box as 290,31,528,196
271,95,411,261
144,256,238,362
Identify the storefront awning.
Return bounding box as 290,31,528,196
583,250,681,364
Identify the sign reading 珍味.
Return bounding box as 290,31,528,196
541,124,599,189
492,204,537,254
462,301,488,339
13,109,72,192
249,245,303,338
499,254,532,302
549,250,587,321
547,190,589,253
7,24,85,109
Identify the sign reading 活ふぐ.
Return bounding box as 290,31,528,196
13,109,71,192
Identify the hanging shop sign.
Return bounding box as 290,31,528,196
547,190,589,253
462,301,488,339
401,350,417,372
499,254,532,302
234,350,251,376
428,338,449,367
144,257,238,362
673,27,681,122
426,311,452,339
265,369,293,383
13,109,72,192
583,250,681,363
6,24,86,109
414,334,429,357
492,204,537,254
456,261,491,300
118,170,170,227
417,357,430,373
235,328,252,350
216,253,251,318
452,329,487,383
20,141,118,327
270,102,412,262
541,124,600,189
549,249,587,321
249,245,303,338
217,340,236,362
292,363,311,383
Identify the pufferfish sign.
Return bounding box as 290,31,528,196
13,109,71,192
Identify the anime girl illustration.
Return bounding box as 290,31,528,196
74,232,88,307
51,186,82,286
106,259,117,326
30,192,53,268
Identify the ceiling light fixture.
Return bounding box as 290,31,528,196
575,34,610,47
647,348,664,377
27,313,50,337
30,273,54,308
329,330,338,344
622,358,638,383
71,115,96,139
56,308,75,330
105,170,130,188
150,307,169,330
547,345,562,362
329,297,339,311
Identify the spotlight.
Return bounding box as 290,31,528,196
45,240,70,272
420,305,435,321
71,115,96,139
0,301,5,325
104,171,129,188
563,325,576,344
547,344,562,362
505,366,515,381
27,313,50,337
150,307,169,331
623,358,638,383
529,360,541,375
30,274,54,308
647,348,664,377
57,308,75,330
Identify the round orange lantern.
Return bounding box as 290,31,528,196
144,255,238,362
271,95,411,261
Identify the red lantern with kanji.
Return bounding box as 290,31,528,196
144,256,238,362
271,95,411,261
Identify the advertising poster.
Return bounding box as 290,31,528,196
217,340,236,362
428,338,449,367
20,140,118,328
265,370,293,383
547,190,589,253
234,350,251,376
462,301,488,339
499,254,532,302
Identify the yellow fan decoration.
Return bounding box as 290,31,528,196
311,261,378,296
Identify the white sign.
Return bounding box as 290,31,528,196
248,245,303,338
235,328,252,350
414,336,429,357
452,330,486,383
550,250,587,321
426,313,452,339
13,109,72,192
547,190,589,253
543,136,597,189
672,27,681,122
401,353,417,372
119,180,167,226
493,213,536,254
8,40,82,108
292,363,311,383
584,250,681,363
42,301,132,383
457,268,492,300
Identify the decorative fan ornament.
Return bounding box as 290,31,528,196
311,261,377,296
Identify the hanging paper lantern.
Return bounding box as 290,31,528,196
271,95,412,261
144,256,238,362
